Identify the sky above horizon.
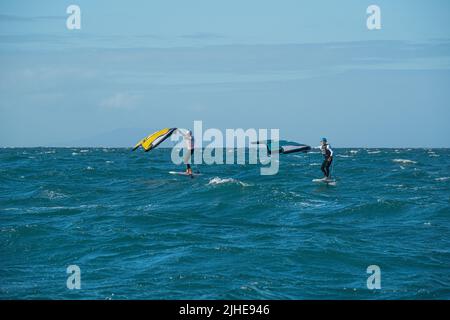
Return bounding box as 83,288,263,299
1,0,450,147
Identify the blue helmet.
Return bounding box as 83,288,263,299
321,137,327,143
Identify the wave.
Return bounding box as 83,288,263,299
9,204,118,214
40,189,68,200
367,151,381,154
435,177,450,181
393,159,417,164
207,177,250,187
384,184,405,188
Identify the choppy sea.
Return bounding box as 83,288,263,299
1,148,449,299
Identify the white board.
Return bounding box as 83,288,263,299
313,178,336,185
169,171,202,177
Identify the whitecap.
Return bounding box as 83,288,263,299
25,204,115,213
207,177,250,187
350,150,359,154
385,184,404,188
393,159,417,164
72,152,78,156
435,177,449,181
42,190,67,200
367,151,381,154
80,149,89,153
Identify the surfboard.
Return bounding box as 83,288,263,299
169,171,202,177
313,178,336,185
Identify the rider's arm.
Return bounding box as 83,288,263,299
178,129,188,138
327,145,334,157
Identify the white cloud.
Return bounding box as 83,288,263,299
99,92,140,110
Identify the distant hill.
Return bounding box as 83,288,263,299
51,128,177,148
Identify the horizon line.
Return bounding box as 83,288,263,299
1,146,449,149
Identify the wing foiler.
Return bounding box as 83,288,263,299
133,128,177,152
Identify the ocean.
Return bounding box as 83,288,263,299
0,147,449,299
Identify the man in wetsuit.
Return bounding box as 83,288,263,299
319,137,333,180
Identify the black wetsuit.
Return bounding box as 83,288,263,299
186,149,194,170
184,133,195,171
321,144,333,178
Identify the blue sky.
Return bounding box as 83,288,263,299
1,0,449,147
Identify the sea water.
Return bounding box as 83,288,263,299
0,148,449,299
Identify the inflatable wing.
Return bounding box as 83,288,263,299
133,128,177,152
252,139,311,155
